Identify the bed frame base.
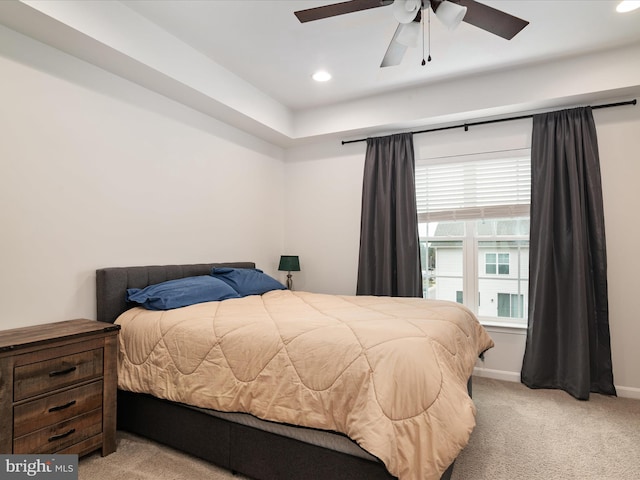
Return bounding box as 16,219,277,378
117,390,456,480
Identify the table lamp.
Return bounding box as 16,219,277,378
278,255,300,290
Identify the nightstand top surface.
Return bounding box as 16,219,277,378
0,319,119,353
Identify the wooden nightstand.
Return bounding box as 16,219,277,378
0,319,120,457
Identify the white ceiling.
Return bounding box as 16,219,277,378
120,0,640,111
0,0,639,145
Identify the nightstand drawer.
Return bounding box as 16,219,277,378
13,408,102,454
14,348,103,401
14,380,103,438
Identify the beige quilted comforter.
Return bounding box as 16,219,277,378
116,290,494,480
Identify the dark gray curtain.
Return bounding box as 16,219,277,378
521,107,616,400
356,132,422,297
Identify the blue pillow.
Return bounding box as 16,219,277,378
210,267,286,297
127,275,240,310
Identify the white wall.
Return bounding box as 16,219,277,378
595,103,640,398
0,26,285,329
283,141,365,295
285,107,640,397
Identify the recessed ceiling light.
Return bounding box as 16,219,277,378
312,70,332,82
616,1,640,13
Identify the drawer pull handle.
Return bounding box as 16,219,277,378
48,366,77,377
48,400,77,413
48,428,76,442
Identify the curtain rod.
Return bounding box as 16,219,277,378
341,99,637,145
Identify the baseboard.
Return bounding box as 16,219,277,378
473,367,640,400
615,385,640,400
473,366,520,383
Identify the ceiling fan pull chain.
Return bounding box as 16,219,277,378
428,5,432,62
425,4,432,64
421,1,426,65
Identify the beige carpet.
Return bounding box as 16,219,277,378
79,377,640,479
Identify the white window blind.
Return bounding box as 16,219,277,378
415,150,531,222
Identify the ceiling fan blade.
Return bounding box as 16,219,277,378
295,0,392,23
455,0,529,40
380,23,408,67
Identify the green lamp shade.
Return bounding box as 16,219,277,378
278,255,300,272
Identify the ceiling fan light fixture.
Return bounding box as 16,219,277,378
392,0,422,24
434,1,467,30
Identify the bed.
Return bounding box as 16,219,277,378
96,262,493,480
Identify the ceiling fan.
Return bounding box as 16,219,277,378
294,0,529,68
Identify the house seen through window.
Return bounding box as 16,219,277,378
415,150,531,326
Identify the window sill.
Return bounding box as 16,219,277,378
478,319,527,334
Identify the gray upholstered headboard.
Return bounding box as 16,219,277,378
96,262,256,324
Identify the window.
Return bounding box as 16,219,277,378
486,253,510,275
416,150,531,326
498,293,524,318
